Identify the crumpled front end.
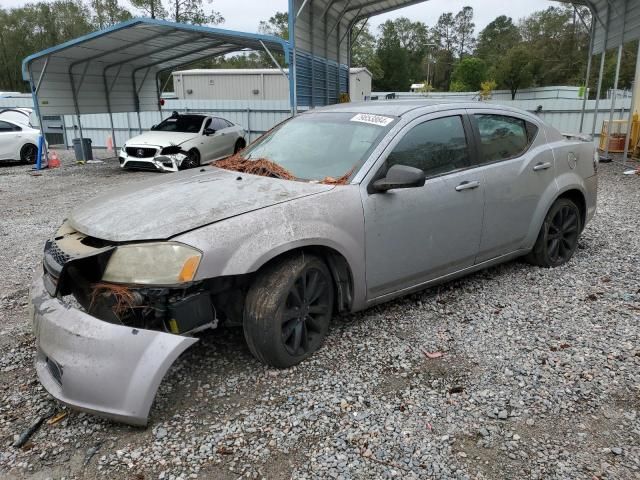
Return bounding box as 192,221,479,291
30,272,197,426
119,145,188,172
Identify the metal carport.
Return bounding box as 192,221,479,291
22,18,290,162
288,0,640,157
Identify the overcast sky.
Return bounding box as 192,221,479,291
3,0,560,32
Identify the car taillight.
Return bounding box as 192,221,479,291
593,150,599,173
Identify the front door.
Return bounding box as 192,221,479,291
361,113,485,299
0,121,20,159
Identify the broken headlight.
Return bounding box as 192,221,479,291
102,242,201,285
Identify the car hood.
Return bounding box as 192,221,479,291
68,168,334,242
125,131,197,147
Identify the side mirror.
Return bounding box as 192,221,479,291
372,164,425,193
150,124,157,130
203,128,216,136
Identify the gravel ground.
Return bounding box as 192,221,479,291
0,152,639,480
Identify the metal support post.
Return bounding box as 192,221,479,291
623,39,640,162
579,19,595,133
603,44,623,160
592,5,611,137
103,70,117,152
28,59,49,169
68,67,87,163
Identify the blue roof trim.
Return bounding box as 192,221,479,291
22,17,290,81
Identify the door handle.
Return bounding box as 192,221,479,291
533,162,552,171
455,180,480,191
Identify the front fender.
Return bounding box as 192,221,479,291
175,186,367,309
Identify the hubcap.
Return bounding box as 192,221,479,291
547,206,579,263
281,268,330,356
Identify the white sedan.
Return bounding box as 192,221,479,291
119,113,247,172
0,118,41,164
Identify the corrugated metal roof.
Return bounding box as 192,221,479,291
291,0,640,62
22,18,288,115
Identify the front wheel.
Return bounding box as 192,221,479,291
234,138,246,154
526,198,582,268
179,149,200,170
243,254,334,368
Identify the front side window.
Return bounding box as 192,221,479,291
474,114,538,163
386,116,470,177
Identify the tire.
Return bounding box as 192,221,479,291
243,254,334,368
234,138,246,154
526,198,582,268
180,149,200,170
20,144,37,164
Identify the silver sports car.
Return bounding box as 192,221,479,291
30,100,598,425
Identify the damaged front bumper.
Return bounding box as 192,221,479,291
119,150,187,172
30,272,198,426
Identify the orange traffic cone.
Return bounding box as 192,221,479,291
48,149,61,168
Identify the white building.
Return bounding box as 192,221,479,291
172,68,372,102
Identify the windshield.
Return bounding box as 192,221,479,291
151,115,205,133
237,112,395,182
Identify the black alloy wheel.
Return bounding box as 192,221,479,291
526,198,582,268
180,149,200,170
244,254,334,368
281,267,332,357
546,204,580,264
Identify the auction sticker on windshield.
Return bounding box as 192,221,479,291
350,113,394,127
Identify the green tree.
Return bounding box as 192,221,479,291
169,0,223,25
453,6,475,57
375,21,409,91
129,0,166,19
494,45,533,99
258,11,289,40
0,1,94,91
451,57,487,91
91,0,132,29
351,21,383,79
476,16,521,62
519,6,590,86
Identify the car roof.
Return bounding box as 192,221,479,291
311,100,536,119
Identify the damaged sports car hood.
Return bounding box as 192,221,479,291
124,130,196,147
69,167,334,242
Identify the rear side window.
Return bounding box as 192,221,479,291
211,118,229,130
474,114,538,163
387,115,470,178
0,121,18,132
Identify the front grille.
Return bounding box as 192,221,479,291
46,240,71,267
124,160,159,171
125,147,157,158
46,357,63,385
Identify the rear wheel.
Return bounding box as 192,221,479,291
526,198,582,267
180,149,200,170
243,254,334,368
20,144,37,164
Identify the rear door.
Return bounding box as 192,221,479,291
361,111,485,299
468,110,558,262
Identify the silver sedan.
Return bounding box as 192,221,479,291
31,101,597,425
